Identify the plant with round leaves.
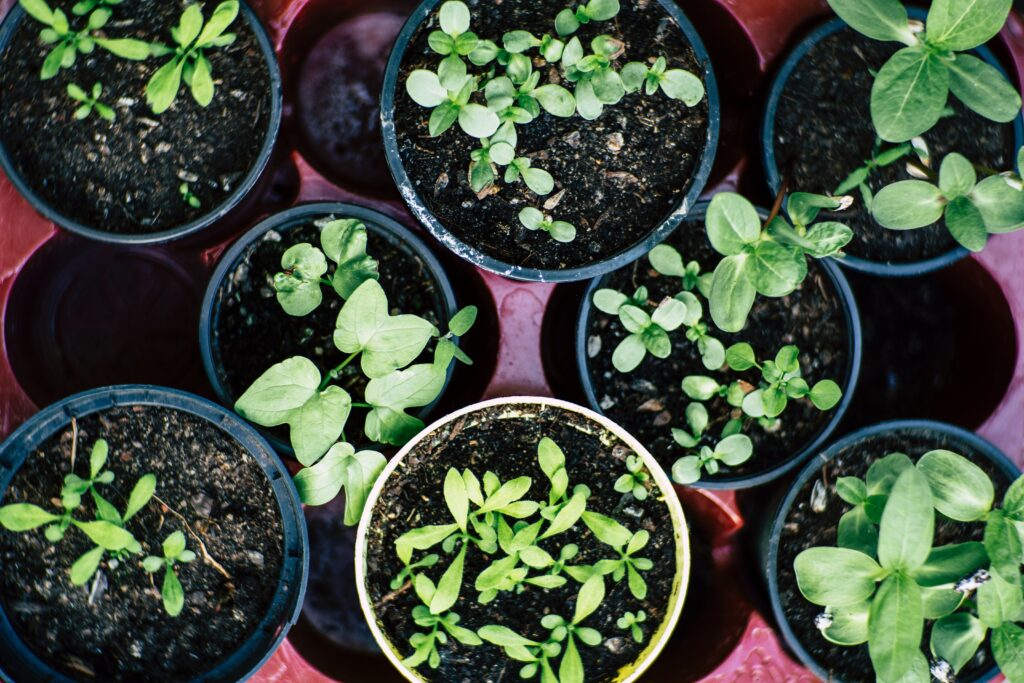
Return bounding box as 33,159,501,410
504,157,555,196
518,207,577,243
561,35,626,120
145,2,239,114
554,0,621,36
407,71,500,138
142,530,196,617
648,243,714,296
871,149,1024,252
71,0,120,15
485,70,577,123
590,288,689,373
621,56,705,105
827,0,1022,142
179,182,201,209
19,0,153,79
671,432,754,485
723,343,843,420
794,451,1024,682
704,192,853,332
469,121,518,192
427,0,480,87
67,81,115,121
613,455,650,501
617,610,647,643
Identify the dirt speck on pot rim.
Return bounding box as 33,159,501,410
362,402,686,683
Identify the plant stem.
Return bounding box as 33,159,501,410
319,352,359,391
153,495,232,580
766,175,790,225
352,402,372,409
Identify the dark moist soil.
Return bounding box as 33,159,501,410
0,0,271,234
0,406,285,682
584,220,850,482
364,405,679,683
776,428,1013,682
773,28,1017,265
394,0,710,271
212,215,447,441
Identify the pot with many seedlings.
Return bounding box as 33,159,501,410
766,420,1024,682
381,0,719,281
0,0,280,243
355,396,689,682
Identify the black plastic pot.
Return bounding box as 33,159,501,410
761,11,1024,277
575,202,863,489
0,384,308,683
199,201,459,458
763,419,1020,681
380,0,721,283
0,0,282,245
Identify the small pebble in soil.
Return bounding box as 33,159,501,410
810,479,827,513
955,568,990,594
814,612,833,631
587,335,601,358
930,659,954,683
605,637,628,655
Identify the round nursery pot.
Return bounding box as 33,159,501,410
0,385,307,683
765,420,1019,682
0,0,281,244
381,0,720,282
200,201,459,457
355,396,690,682
762,11,1024,277
576,202,862,489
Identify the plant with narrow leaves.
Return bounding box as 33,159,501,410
518,207,576,243
19,0,153,79
614,455,650,501
179,182,201,209
705,192,853,332
71,0,120,15
720,343,842,420
871,148,1024,252
622,56,705,105
146,1,239,114
67,82,115,121
403,605,482,669
834,138,918,207
142,530,196,616
794,449,1024,682
617,610,647,643
827,0,1022,142
583,512,653,599
554,0,621,36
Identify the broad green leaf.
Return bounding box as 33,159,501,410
651,297,688,331
871,47,949,142
710,254,755,333
335,280,437,379
926,0,1011,51
459,103,500,138
715,434,753,466
593,289,627,315
196,1,239,46
748,241,801,297
586,0,620,21
868,573,924,682
612,334,646,373
582,511,632,548
660,69,704,106
878,468,934,571
809,380,842,410
294,444,385,525
837,477,868,505
573,575,605,623
541,492,586,539
821,602,870,646
921,584,965,619
534,84,576,117
163,530,187,558
912,542,987,586
838,506,880,556
438,53,467,91
321,220,379,298
290,385,351,466
479,477,532,513
682,375,720,400
938,153,976,198
971,174,1024,232
931,613,986,673
70,546,105,586
725,342,757,371
146,58,186,114
95,37,152,60
706,193,761,255
236,356,320,426
430,543,466,614
993,622,1024,683
364,359,445,443
917,449,993,520
478,625,538,647
672,456,702,484
948,53,1022,123
803,221,854,257
176,4,204,46
396,523,459,564
123,473,156,522
794,547,886,606
444,468,468,531
20,0,55,25
276,243,327,316
867,452,914,496
827,0,916,44
559,637,584,683
163,567,185,616
75,520,136,551
946,196,988,252
41,44,66,80
1,504,62,532
439,0,470,35
872,180,946,229
522,167,554,195
1006,475,1024,521
407,69,448,107
984,508,1022,583
978,570,1023,628
648,244,685,277
191,54,214,106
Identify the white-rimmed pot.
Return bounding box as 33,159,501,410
354,396,690,682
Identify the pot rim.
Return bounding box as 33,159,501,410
0,0,283,245
765,418,1020,681
354,395,691,683
760,12,1024,277
379,0,720,283
0,384,308,683
198,200,460,458
574,200,863,489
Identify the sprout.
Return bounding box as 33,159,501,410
518,207,576,243
67,81,115,121
621,56,704,105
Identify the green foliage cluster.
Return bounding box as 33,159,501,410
67,81,114,121
794,450,1024,682
391,437,658,682
0,438,190,616
234,218,478,525
404,0,706,244
591,242,843,484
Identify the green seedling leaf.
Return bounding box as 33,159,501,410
868,573,924,682
0,503,59,531
794,546,886,606
916,449,993,521
878,467,934,572
871,47,949,143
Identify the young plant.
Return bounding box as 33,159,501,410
19,0,153,79
613,455,650,501
67,82,115,121
427,0,480,85
484,70,576,122
827,0,1022,142
591,288,691,373
142,531,197,617
617,610,647,643
720,343,842,421
705,191,853,332
504,157,555,196
407,71,500,138
146,1,240,114
621,56,705,105
794,450,1024,682
835,139,915,207
469,121,518,193
584,512,653,599
671,430,753,485
554,0,621,36
71,0,120,15
561,35,626,120
871,149,1024,252
518,207,576,243
179,182,201,209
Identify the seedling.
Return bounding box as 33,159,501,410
721,343,842,419
143,531,197,617
504,157,555,196
835,139,914,207
591,289,690,373
469,122,518,192
67,82,115,121
19,0,153,79
427,0,480,86
672,432,753,485
518,207,576,243
871,148,1024,252
794,449,1024,682
71,0,120,15
704,191,853,332
614,455,650,501
617,610,647,643
555,0,621,36
146,2,240,114
561,35,627,120
827,0,1022,142
179,182,201,209
407,71,500,138
584,512,653,599
622,56,705,105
